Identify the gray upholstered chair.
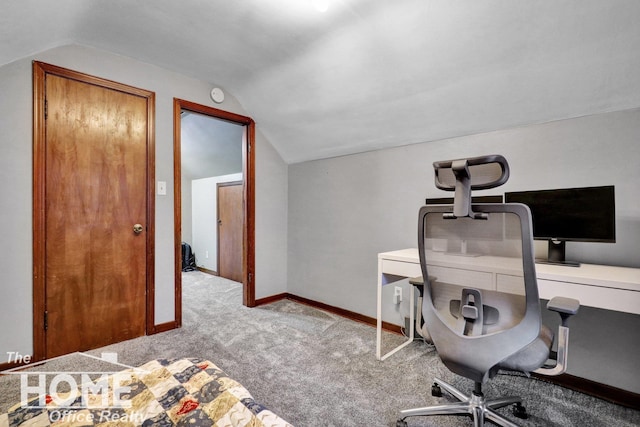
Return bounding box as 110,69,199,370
397,155,579,427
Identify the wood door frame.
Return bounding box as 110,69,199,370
32,61,156,362
173,98,256,327
217,180,244,281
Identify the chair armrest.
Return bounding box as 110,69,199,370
409,275,437,287
408,276,435,343
547,297,579,315
409,276,423,286
534,297,580,377
547,297,580,327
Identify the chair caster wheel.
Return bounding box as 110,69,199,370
431,383,442,397
512,402,528,419
396,420,408,427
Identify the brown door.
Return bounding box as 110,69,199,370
36,65,153,358
218,182,244,283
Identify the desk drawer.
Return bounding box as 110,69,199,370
538,279,640,314
497,274,525,295
381,259,422,278
427,265,493,290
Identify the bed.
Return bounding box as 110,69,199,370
1,358,293,426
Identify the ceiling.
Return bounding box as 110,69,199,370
2,0,639,163
181,112,244,180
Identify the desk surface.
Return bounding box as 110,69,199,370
378,248,640,304
379,248,640,292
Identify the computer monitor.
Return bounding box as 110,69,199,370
505,185,615,266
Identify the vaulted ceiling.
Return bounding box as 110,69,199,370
181,112,244,180
2,0,639,163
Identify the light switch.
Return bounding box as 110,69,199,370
157,181,167,195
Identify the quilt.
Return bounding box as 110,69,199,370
0,358,293,427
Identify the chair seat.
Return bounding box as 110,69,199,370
497,324,554,373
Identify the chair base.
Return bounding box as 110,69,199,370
397,378,526,427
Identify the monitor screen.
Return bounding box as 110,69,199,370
505,186,615,243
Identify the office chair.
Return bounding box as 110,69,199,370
397,155,579,427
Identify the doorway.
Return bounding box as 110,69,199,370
173,99,255,327
32,62,155,360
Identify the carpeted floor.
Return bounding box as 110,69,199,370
1,271,638,426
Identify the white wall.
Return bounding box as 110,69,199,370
0,44,288,357
191,173,243,272
288,108,640,325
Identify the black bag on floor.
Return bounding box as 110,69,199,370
181,242,197,272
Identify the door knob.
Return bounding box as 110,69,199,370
133,224,144,234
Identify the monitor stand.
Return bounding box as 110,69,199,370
536,239,580,267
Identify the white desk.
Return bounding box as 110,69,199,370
376,248,640,361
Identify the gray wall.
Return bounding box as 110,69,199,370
288,108,640,324
0,44,288,357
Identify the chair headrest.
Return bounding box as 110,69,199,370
433,154,509,191
433,155,510,218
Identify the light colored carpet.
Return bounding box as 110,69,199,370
1,271,638,426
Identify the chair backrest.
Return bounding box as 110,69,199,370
419,155,541,384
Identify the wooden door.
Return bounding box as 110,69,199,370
34,63,154,358
218,182,244,283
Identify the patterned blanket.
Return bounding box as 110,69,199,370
0,358,293,426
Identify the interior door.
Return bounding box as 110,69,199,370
218,182,244,283
36,65,153,358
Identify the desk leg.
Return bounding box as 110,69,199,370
376,259,415,361
376,258,383,359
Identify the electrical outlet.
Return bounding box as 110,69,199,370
205,250,209,258
393,286,402,304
